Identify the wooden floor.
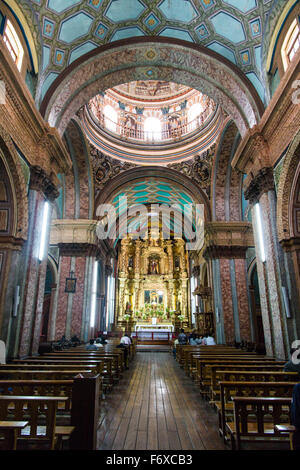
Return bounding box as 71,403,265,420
97,352,226,450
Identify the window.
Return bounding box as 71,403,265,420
282,19,300,71
103,105,118,133
144,117,161,141
3,19,24,71
188,103,203,131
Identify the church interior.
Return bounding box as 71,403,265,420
0,0,300,452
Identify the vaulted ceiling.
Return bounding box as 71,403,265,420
29,0,273,103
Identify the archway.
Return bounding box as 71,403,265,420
40,38,264,138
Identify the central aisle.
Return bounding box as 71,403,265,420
97,352,226,450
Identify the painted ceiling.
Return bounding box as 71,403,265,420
107,177,199,244
28,0,274,103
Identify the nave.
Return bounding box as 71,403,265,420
97,352,225,451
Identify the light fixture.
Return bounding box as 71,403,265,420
38,201,50,261
255,203,266,263
90,261,98,328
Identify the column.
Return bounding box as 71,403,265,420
48,219,100,342
244,167,289,358
204,222,254,344
18,166,59,357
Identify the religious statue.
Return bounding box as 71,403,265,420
149,257,159,275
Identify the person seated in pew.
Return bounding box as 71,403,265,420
178,329,187,345
284,346,300,376
189,333,201,346
117,336,130,369
291,383,300,450
71,334,81,346
173,336,179,358
85,339,98,351
94,338,104,348
97,333,107,345
120,333,132,346
202,333,216,346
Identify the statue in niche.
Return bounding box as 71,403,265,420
175,256,180,269
128,256,133,269
149,257,159,275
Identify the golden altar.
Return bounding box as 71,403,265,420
115,233,191,334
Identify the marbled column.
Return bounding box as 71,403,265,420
18,166,58,357
245,168,289,359
51,244,99,341
204,222,253,344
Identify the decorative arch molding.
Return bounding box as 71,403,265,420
40,37,264,139
211,118,241,222
0,123,28,240
95,165,211,223
47,254,58,286
64,117,94,220
277,128,300,242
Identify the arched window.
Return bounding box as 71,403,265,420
144,117,161,141
282,19,300,71
188,103,203,123
3,19,24,71
103,105,118,133
188,102,203,131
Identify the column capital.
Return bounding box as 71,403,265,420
58,242,100,257
244,167,275,205
232,128,271,174
204,221,254,259
50,219,98,245
29,165,59,201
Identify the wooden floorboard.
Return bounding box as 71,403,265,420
97,352,226,451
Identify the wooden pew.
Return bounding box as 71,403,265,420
0,370,94,380
44,351,124,381
193,356,281,383
11,359,103,375
36,353,121,387
0,396,74,450
226,396,292,450
0,380,74,416
183,349,259,375
274,425,298,450
0,421,28,450
207,364,289,401
217,381,297,441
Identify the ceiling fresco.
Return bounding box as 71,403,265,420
26,0,274,103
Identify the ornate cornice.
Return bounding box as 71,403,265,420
29,166,59,201
0,41,71,176
0,236,25,252
204,245,248,260
50,219,98,246
58,243,100,258
280,237,300,253
244,167,275,205
204,221,254,259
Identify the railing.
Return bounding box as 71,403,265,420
88,105,215,144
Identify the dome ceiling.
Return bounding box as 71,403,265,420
33,0,273,103
112,81,191,102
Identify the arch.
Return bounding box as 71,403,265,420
95,166,211,223
0,123,28,240
277,127,300,241
211,119,241,222
63,117,94,220
40,37,264,138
